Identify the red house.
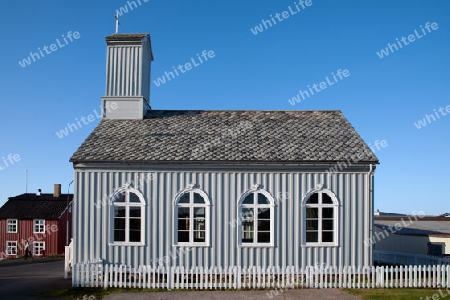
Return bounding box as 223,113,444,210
0,184,73,258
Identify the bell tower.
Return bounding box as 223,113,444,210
101,33,154,119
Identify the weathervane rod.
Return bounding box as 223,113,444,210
115,12,120,34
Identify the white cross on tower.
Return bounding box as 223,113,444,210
115,12,120,34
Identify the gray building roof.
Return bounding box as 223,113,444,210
375,217,450,237
70,110,379,164
0,193,73,220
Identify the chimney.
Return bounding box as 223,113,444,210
101,33,154,119
54,184,61,198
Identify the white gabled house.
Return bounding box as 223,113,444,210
69,32,379,271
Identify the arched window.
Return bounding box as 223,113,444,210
303,187,338,246
173,186,210,246
238,186,275,247
110,188,145,245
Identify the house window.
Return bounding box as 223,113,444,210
238,187,275,247
110,188,145,245
303,189,338,246
33,242,45,256
174,187,210,246
34,219,45,233
7,219,17,233
6,241,18,255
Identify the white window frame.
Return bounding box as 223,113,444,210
7,219,18,233
237,185,275,247
33,241,45,256
33,219,45,233
109,187,146,246
6,241,18,256
173,185,210,247
302,186,339,247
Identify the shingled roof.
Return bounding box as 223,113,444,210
70,110,379,164
0,193,73,219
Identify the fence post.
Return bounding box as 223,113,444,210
168,266,172,290
104,264,109,290
237,266,241,289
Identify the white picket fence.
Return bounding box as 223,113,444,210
374,250,450,266
64,239,73,279
73,263,450,290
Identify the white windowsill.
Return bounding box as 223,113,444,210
109,242,145,246
302,243,339,247
238,244,274,248
173,244,210,248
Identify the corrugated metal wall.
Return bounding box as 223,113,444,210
106,45,143,98
141,36,151,102
73,169,372,268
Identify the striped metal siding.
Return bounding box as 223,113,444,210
73,170,372,268
141,36,151,102
106,45,143,97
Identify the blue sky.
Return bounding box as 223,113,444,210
0,0,449,215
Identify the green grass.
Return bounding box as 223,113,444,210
37,286,268,299
38,286,448,299
342,288,447,299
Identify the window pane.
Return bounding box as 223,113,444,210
257,193,269,204
114,207,126,218
306,231,318,243
130,218,141,230
322,231,334,243
307,193,318,204
323,208,334,218
129,207,141,218
178,231,189,242
193,193,205,204
258,220,270,231
194,219,205,230
242,221,254,231
114,218,125,230
193,231,205,242
242,194,254,204
306,220,318,230
257,232,270,243
258,208,270,219
306,207,318,218
194,207,205,218
129,192,140,203
113,191,125,203
241,208,254,221
322,220,334,231
178,207,190,218
129,230,141,242
242,231,253,243
322,193,333,204
178,218,189,231
178,193,189,204
114,230,125,242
